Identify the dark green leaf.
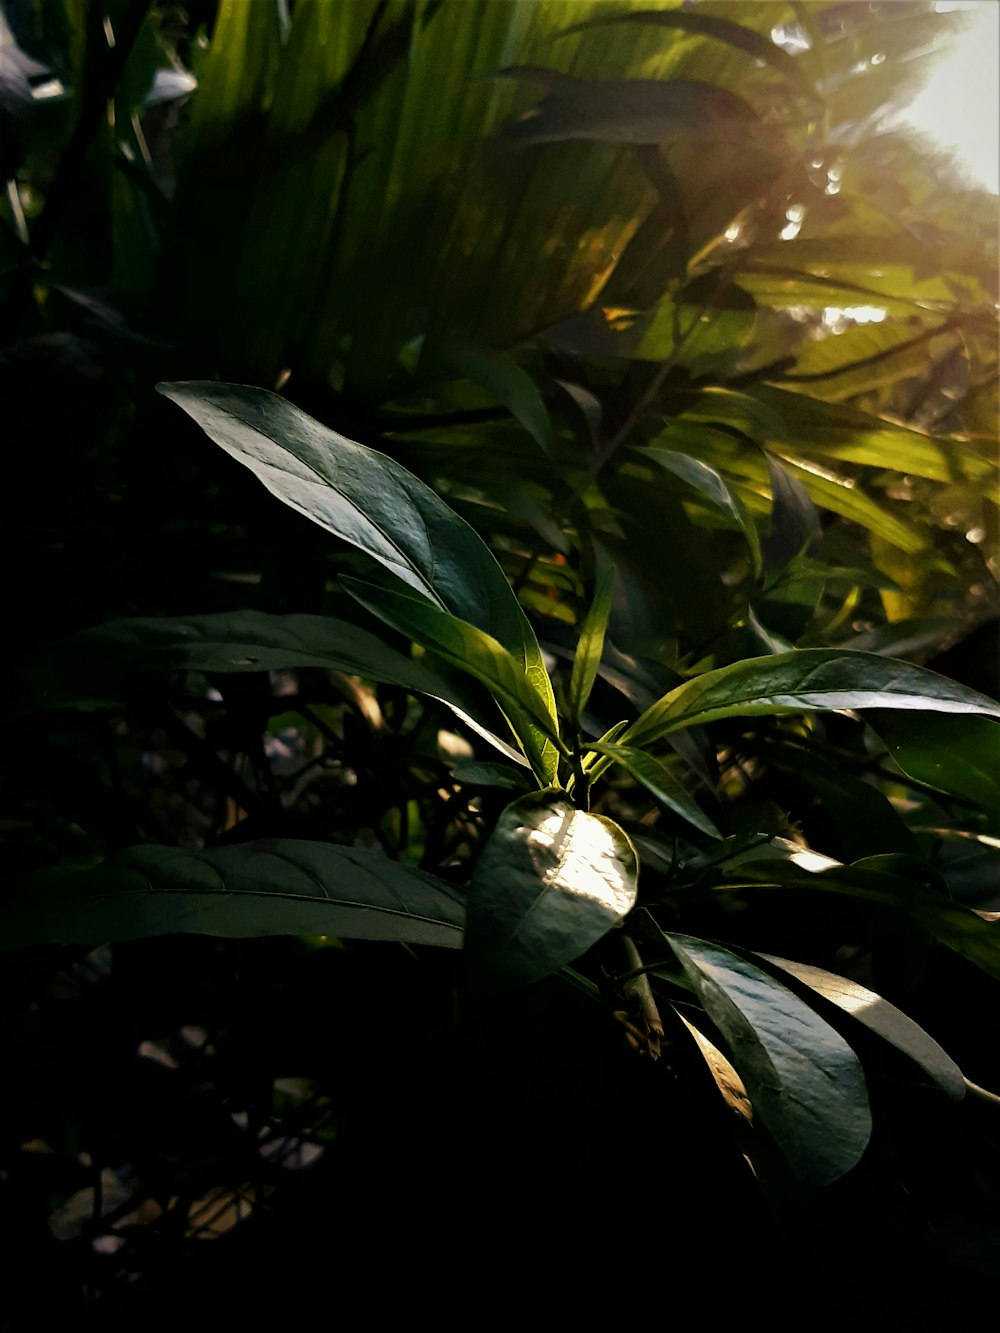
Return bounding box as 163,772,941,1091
156,384,551,702
567,559,615,729
342,577,562,784
437,341,553,456
623,650,1000,750
588,742,721,840
498,69,760,146
465,790,637,986
762,453,820,570
666,934,871,1185
1,842,466,951
866,711,1000,813
643,447,762,577
754,954,966,1101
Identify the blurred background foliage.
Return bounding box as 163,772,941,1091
1,0,998,1320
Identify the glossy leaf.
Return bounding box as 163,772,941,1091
567,560,615,729
465,790,638,986
1,841,466,951
866,711,1000,813
623,650,1000,750
666,934,871,1185
588,742,721,840
437,341,553,456
755,954,966,1101
156,383,552,704
342,577,562,784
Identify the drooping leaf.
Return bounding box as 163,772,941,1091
718,854,1000,981
567,559,615,729
761,453,820,570
866,711,1000,813
23,610,530,768
342,577,562,784
1,841,466,951
643,447,762,577
754,954,966,1101
588,742,721,840
498,69,760,147
622,650,1000,751
465,790,637,986
559,10,821,106
666,934,871,1185
437,341,553,456
452,762,533,792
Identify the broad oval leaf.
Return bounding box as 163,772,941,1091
156,383,556,727
754,954,966,1101
1,841,466,951
465,790,638,986
666,934,872,1185
623,649,1000,750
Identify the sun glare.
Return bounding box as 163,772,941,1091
899,1,1000,193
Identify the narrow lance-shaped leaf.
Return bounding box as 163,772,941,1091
342,577,563,785
762,453,820,570
754,954,967,1101
23,611,530,769
436,341,553,457
567,559,615,729
622,650,1000,751
643,447,762,577
0,841,466,951
666,934,872,1185
465,791,638,987
156,382,557,733
588,742,721,840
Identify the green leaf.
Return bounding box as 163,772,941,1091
560,10,821,105
754,954,966,1101
437,341,553,456
623,650,1000,751
24,610,530,769
156,384,553,709
567,559,615,729
866,711,1000,813
762,453,819,570
1,841,466,951
588,742,721,840
643,448,762,577
342,577,562,785
465,790,638,987
452,762,533,792
666,934,871,1185
498,69,760,146
719,855,1000,981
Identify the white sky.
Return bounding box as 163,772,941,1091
900,1,1000,193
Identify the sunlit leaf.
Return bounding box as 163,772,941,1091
465,790,637,986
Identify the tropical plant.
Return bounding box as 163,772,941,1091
2,0,998,1313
